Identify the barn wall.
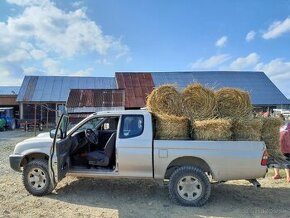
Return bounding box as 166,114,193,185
0,96,18,105
22,103,57,123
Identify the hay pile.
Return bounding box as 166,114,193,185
182,83,217,120
215,88,252,119
232,119,262,141
261,117,283,151
147,83,283,158
146,85,182,116
192,119,232,141
154,114,190,140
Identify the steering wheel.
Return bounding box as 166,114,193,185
85,128,99,144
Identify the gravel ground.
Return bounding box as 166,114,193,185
0,130,289,218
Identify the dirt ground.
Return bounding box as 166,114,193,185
0,130,289,218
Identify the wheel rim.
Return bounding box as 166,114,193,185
177,176,202,201
28,168,47,190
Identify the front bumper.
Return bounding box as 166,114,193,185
9,154,23,172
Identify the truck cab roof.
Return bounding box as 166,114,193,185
93,109,150,117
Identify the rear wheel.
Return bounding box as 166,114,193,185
168,166,211,207
22,159,55,196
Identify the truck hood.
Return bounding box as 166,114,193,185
37,132,50,138
13,132,53,156
22,132,52,143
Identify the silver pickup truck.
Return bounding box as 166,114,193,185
9,110,268,206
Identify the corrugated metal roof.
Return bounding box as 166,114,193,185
66,89,125,108
115,73,154,108
17,76,116,102
0,86,20,95
151,71,290,105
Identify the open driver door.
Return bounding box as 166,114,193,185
49,114,71,185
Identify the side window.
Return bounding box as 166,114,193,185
120,115,144,138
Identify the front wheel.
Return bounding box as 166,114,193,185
22,159,55,196
168,166,211,207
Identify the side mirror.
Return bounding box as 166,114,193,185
50,129,63,139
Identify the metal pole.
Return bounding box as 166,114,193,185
34,104,37,136
46,106,49,130
20,103,23,119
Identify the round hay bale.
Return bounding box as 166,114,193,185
215,88,252,119
181,83,217,120
154,114,189,140
261,117,283,150
192,119,232,141
146,85,182,116
232,118,262,141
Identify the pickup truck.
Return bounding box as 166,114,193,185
9,110,268,206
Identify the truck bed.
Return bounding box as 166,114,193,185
153,140,267,181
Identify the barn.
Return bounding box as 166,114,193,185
15,71,290,127
0,86,20,121
16,76,116,127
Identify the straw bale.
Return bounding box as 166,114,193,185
146,85,182,116
192,119,232,141
215,88,252,118
154,114,190,140
232,118,262,141
182,83,217,120
261,117,283,150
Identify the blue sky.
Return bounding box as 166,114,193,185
0,0,290,98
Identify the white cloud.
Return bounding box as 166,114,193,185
191,54,230,69
255,59,290,98
41,58,95,77
96,58,112,65
72,67,94,76
30,49,47,60
6,0,49,6
255,58,290,78
72,1,84,8
0,48,30,62
0,66,23,85
3,2,128,57
23,66,40,75
230,53,259,70
215,36,228,47
42,58,60,75
0,0,130,84
263,17,290,39
246,31,256,42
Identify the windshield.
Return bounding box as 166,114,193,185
71,117,104,134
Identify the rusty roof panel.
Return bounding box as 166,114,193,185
115,73,155,108
134,87,143,97
66,89,125,108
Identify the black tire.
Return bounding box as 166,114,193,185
22,159,55,196
168,166,211,207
